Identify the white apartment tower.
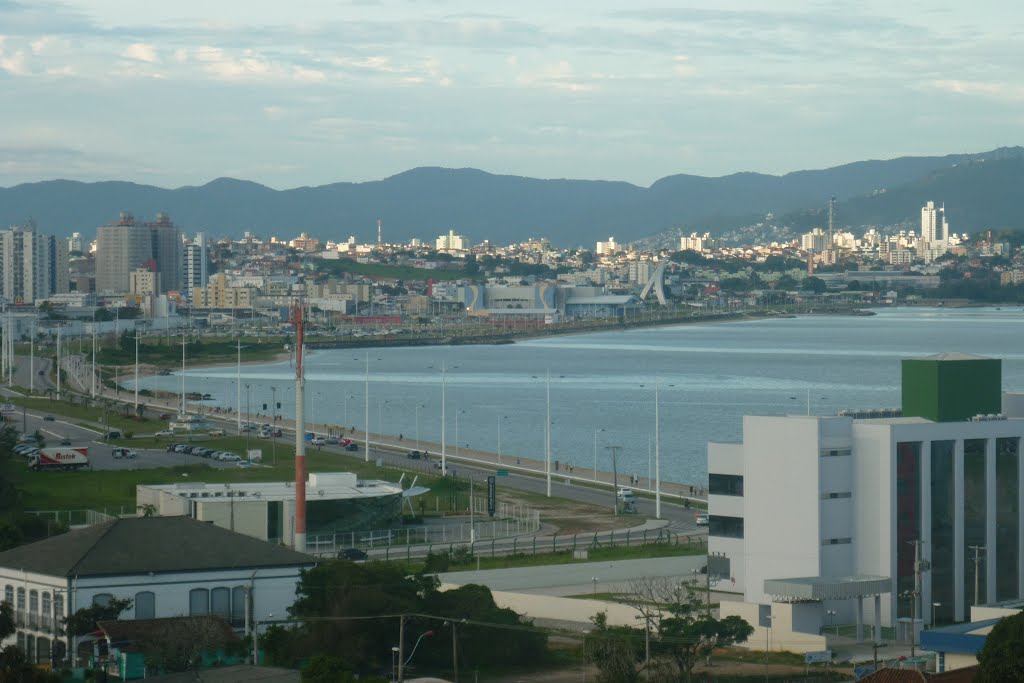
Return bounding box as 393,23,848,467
0,223,68,304
183,233,209,299
596,237,620,256
436,229,467,253
920,201,949,256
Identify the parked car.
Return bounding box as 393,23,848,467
219,453,242,463
344,442,358,452
111,447,137,459
694,512,709,526
174,444,190,453
240,424,257,432
43,415,55,422
154,430,174,437
105,430,123,440
209,428,226,437
166,443,180,452
60,439,72,446
338,548,368,561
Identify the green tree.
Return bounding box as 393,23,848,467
301,655,359,683
0,601,14,642
586,612,642,683
774,274,799,291
801,276,828,294
976,611,1024,682
64,597,133,637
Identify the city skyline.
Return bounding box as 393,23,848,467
1,1,1021,188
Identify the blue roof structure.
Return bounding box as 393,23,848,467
919,618,1001,655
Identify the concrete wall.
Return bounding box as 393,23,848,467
720,601,828,655
742,416,822,605
197,500,269,541
461,587,640,629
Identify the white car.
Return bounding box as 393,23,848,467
694,512,709,526
112,447,137,459
219,453,242,462
154,430,174,437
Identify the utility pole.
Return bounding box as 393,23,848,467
545,369,551,497
654,382,661,519
56,324,61,401
134,328,140,412
271,386,277,466
452,621,459,683
398,614,405,682
606,445,622,515
969,545,986,607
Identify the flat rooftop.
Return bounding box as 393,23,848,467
141,472,403,503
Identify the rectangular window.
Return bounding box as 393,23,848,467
16,588,25,610
709,474,743,497
231,587,246,627
709,515,744,539
820,492,852,500
996,438,1019,602
931,440,955,626
819,448,852,457
3,585,11,605
964,439,987,615
822,538,852,545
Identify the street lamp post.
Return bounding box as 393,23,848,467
415,404,423,450
455,409,465,459
270,386,277,466
245,383,251,450
497,415,507,465
133,328,140,412
593,428,604,480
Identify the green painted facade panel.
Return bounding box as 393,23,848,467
902,357,1002,422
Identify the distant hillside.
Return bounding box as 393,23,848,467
780,154,1024,234
1,148,1020,246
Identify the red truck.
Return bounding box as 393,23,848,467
29,447,91,471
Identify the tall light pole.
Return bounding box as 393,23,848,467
606,445,621,515
654,381,661,519
90,313,97,397
134,328,141,412
415,403,423,450
364,353,370,461
55,324,61,401
455,409,465,459
441,360,448,475
245,383,252,450
180,331,186,416
271,385,277,466
545,369,551,497
593,428,604,481
29,319,34,393
497,415,508,465
236,338,243,434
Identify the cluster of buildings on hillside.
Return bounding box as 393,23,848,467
1,199,1021,332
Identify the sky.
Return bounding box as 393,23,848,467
0,0,1022,189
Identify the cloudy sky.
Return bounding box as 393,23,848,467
0,0,1020,188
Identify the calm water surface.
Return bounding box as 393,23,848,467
131,307,1024,485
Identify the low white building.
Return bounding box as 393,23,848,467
0,516,315,667
708,354,1024,652
137,472,406,548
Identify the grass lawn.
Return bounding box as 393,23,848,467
7,395,156,434
97,336,285,367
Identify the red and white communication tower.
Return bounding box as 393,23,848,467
291,303,307,553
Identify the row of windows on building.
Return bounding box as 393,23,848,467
3,585,62,633
92,586,247,626
3,584,248,632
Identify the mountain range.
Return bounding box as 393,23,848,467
1,147,1022,247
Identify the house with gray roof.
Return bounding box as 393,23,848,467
0,516,316,669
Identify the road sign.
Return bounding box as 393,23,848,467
487,475,496,517
247,449,262,463
804,651,832,664
0,403,15,414
496,469,508,476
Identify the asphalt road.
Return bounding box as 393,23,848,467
439,555,710,596
5,405,238,472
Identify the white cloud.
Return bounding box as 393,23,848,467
672,55,697,78
122,42,160,63
932,79,1024,100
292,65,326,83
516,60,594,92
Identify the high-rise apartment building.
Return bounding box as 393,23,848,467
920,201,949,255
183,233,208,300
436,229,467,253
145,213,181,293
0,223,68,303
95,213,181,294
68,232,83,253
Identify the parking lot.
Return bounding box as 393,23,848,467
9,410,241,471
